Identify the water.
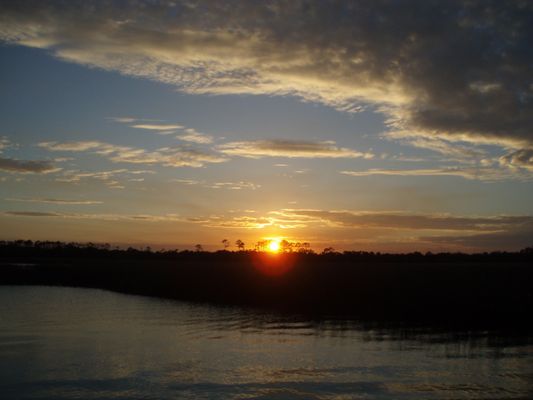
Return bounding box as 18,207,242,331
0,286,531,399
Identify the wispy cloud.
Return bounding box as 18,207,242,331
56,168,153,189
108,117,180,135
5,198,103,205
0,137,12,152
395,137,487,160
341,168,467,178
3,211,63,217
171,209,533,242
340,166,533,182
110,117,137,123
271,209,533,232
422,221,533,252
218,139,373,159
177,128,213,144
210,181,260,190
172,178,260,190
0,157,59,174
499,149,533,170
114,116,214,142
171,179,200,185
131,123,184,131
39,141,228,168
38,141,103,152
2,210,183,222
186,215,273,229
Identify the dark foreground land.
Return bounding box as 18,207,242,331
1,242,532,329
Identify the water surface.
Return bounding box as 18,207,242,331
0,286,531,399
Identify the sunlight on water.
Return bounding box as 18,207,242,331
0,286,532,399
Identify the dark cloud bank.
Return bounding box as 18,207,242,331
1,1,532,163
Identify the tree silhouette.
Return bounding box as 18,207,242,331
322,247,335,254
255,240,270,251
300,242,312,253
194,244,203,252
280,240,293,253
222,239,230,250
235,239,245,251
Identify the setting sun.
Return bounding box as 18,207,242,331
268,240,281,253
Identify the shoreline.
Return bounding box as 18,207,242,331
1,250,532,329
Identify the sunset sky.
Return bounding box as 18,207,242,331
1,1,532,252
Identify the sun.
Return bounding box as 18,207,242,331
268,239,281,253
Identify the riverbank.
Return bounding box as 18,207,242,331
2,248,532,328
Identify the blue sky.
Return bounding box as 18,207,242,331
1,1,532,252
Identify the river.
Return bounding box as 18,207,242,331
0,286,531,399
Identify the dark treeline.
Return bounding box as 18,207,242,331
2,239,533,258
1,240,532,329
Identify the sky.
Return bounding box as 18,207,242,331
1,0,533,252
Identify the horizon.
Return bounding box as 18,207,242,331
3,238,533,255
1,1,533,253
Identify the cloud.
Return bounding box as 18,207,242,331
499,149,533,170
340,166,533,181
272,209,533,232
169,208,533,250
341,168,470,178
56,168,153,189
218,139,373,159
0,137,12,152
3,211,63,217
38,141,103,152
110,117,137,123
211,181,260,190
396,137,487,160
115,117,213,142
57,169,127,182
2,210,184,222
131,124,184,131
186,215,273,229
0,156,59,174
177,129,213,144
172,178,260,190
1,1,532,153
172,179,201,186
53,157,74,162
5,198,103,205
39,140,227,167
422,220,533,252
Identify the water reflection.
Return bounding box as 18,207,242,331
0,286,532,399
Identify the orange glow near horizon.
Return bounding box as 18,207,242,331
252,237,295,276
252,251,296,277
